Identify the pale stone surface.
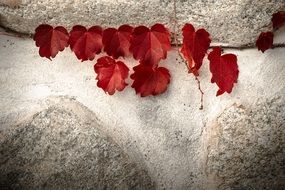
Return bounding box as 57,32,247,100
0,0,284,46
0,97,154,189
206,98,285,190
0,29,285,189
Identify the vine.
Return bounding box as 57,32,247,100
256,11,285,52
172,0,204,110
31,9,285,109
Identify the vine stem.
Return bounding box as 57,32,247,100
173,0,204,110
178,51,205,110
195,76,204,110
173,0,178,48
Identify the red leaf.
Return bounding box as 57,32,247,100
103,25,133,59
256,31,274,53
208,47,239,96
180,23,211,76
33,24,69,59
272,11,285,30
94,56,129,95
130,24,171,66
130,64,170,97
69,25,103,61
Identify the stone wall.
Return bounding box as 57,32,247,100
0,0,285,46
0,1,284,190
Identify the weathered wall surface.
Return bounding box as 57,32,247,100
0,0,285,46
0,0,285,189
0,30,284,189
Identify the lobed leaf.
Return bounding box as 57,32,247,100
94,56,129,95
272,11,285,30
131,64,170,97
180,23,211,76
130,24,171,67
34,24,69,59
103,25,133,59
69,25,103,61
208,47,239,96
256,31,274,53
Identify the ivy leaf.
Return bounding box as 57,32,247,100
33,24,69,59
208,47,239,96
102,25,133,59
272,11,285,30
130,24,171,66
69,25,103,61
130,64,170,97
180,23,211,76
94,56,129,95
256,31,274,53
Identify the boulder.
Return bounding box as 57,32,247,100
0,97,154,190
0,0,284,46
206,98,285,190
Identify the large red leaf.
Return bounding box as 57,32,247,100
33,24,69,59
94,56,129,95
130,24,171,66
272,11,285,30
256,31,274,53
180,23,211,76
69,25,103,61
103,25,133,59
208,47,239,96
130,64,170,97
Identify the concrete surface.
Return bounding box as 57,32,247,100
0,24,284,189
0,0,285,46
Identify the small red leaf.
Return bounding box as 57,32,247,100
94,56,129,95
130,64,170,97
180,23,211,76
272,11,285,30
130,24,171,66
103,25,133,59
208,47,239,96
256,31,274,53
33,24,69,59
69,25,103,61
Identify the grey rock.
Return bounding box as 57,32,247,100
206,97,285,190
0,0,284,46
0,97,154,190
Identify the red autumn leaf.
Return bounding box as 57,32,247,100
69,25,103,61
33,24,69,59
103,25,133,59
180,23,211,76
272,11,285,30
208,47,239,96
256,31,274,53
130,24,171,66
94,56,129,95
130,64,170,97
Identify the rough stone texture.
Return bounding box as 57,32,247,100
206,98,285,190
0,30,285,189
0,0,284,46
0,97,154,190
